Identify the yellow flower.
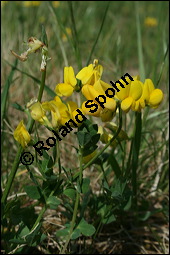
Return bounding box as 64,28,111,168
14,120,31,148
82,81,116,117
52,1,60,8
76,59,103,85
116,79,143,112
144,17,158,27
55,66,77,97
42,96,71,128
142,79,163,108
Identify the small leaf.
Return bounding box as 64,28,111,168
124,196,132,211
63,188,76,199
56,227,69,238
71,228,81,239
77,131,91,147
102,214,116,224
12,102,24,111
78,218,96,236
24,185,41,200
47,196,60,209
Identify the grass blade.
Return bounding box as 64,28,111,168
1,59,18,123
135,1,145,82
86,1,110,66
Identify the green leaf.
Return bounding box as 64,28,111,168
82,144,98,157
77,131,91,147
123,196,132,211
12,102,24,111
9,239,27,244
24,185,41,200
108,154,121,178
56,228,69,237
47,196,60,209
19,226,30,238
138,211,152,221
63,188,76,199
102,214,116,224
71,228,81,240
78,218,96,237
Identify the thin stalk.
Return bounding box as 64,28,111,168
48,3,68,66
60,147,84,254
86,1,110,66
1,146,23,203
57,139,62,176
31,205,47,230
67,1,82,70
131,112,142,207
1,68,47,204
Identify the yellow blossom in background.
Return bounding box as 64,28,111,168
55,67,77,97
23,1,41,7
76,59,103,86
14,120,31,148
52,1,60,8
144,17,158,27
62,27,72,42
1,1,8,7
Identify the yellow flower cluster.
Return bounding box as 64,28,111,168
13,59,164,148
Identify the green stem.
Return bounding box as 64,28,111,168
1,68,47,205
60,147,83,254
57,139,62,176
31,205,47,230
1,146,23,203
86,1,110,66
131,112,142,207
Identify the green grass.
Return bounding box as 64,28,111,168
1,1,169,254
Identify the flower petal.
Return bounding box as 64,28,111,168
56,83,74,97
121,97,133,112
129,80,143,100
149,89,164,107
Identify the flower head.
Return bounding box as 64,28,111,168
14,120,31,148
76,59,103,86
55,66,77,97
